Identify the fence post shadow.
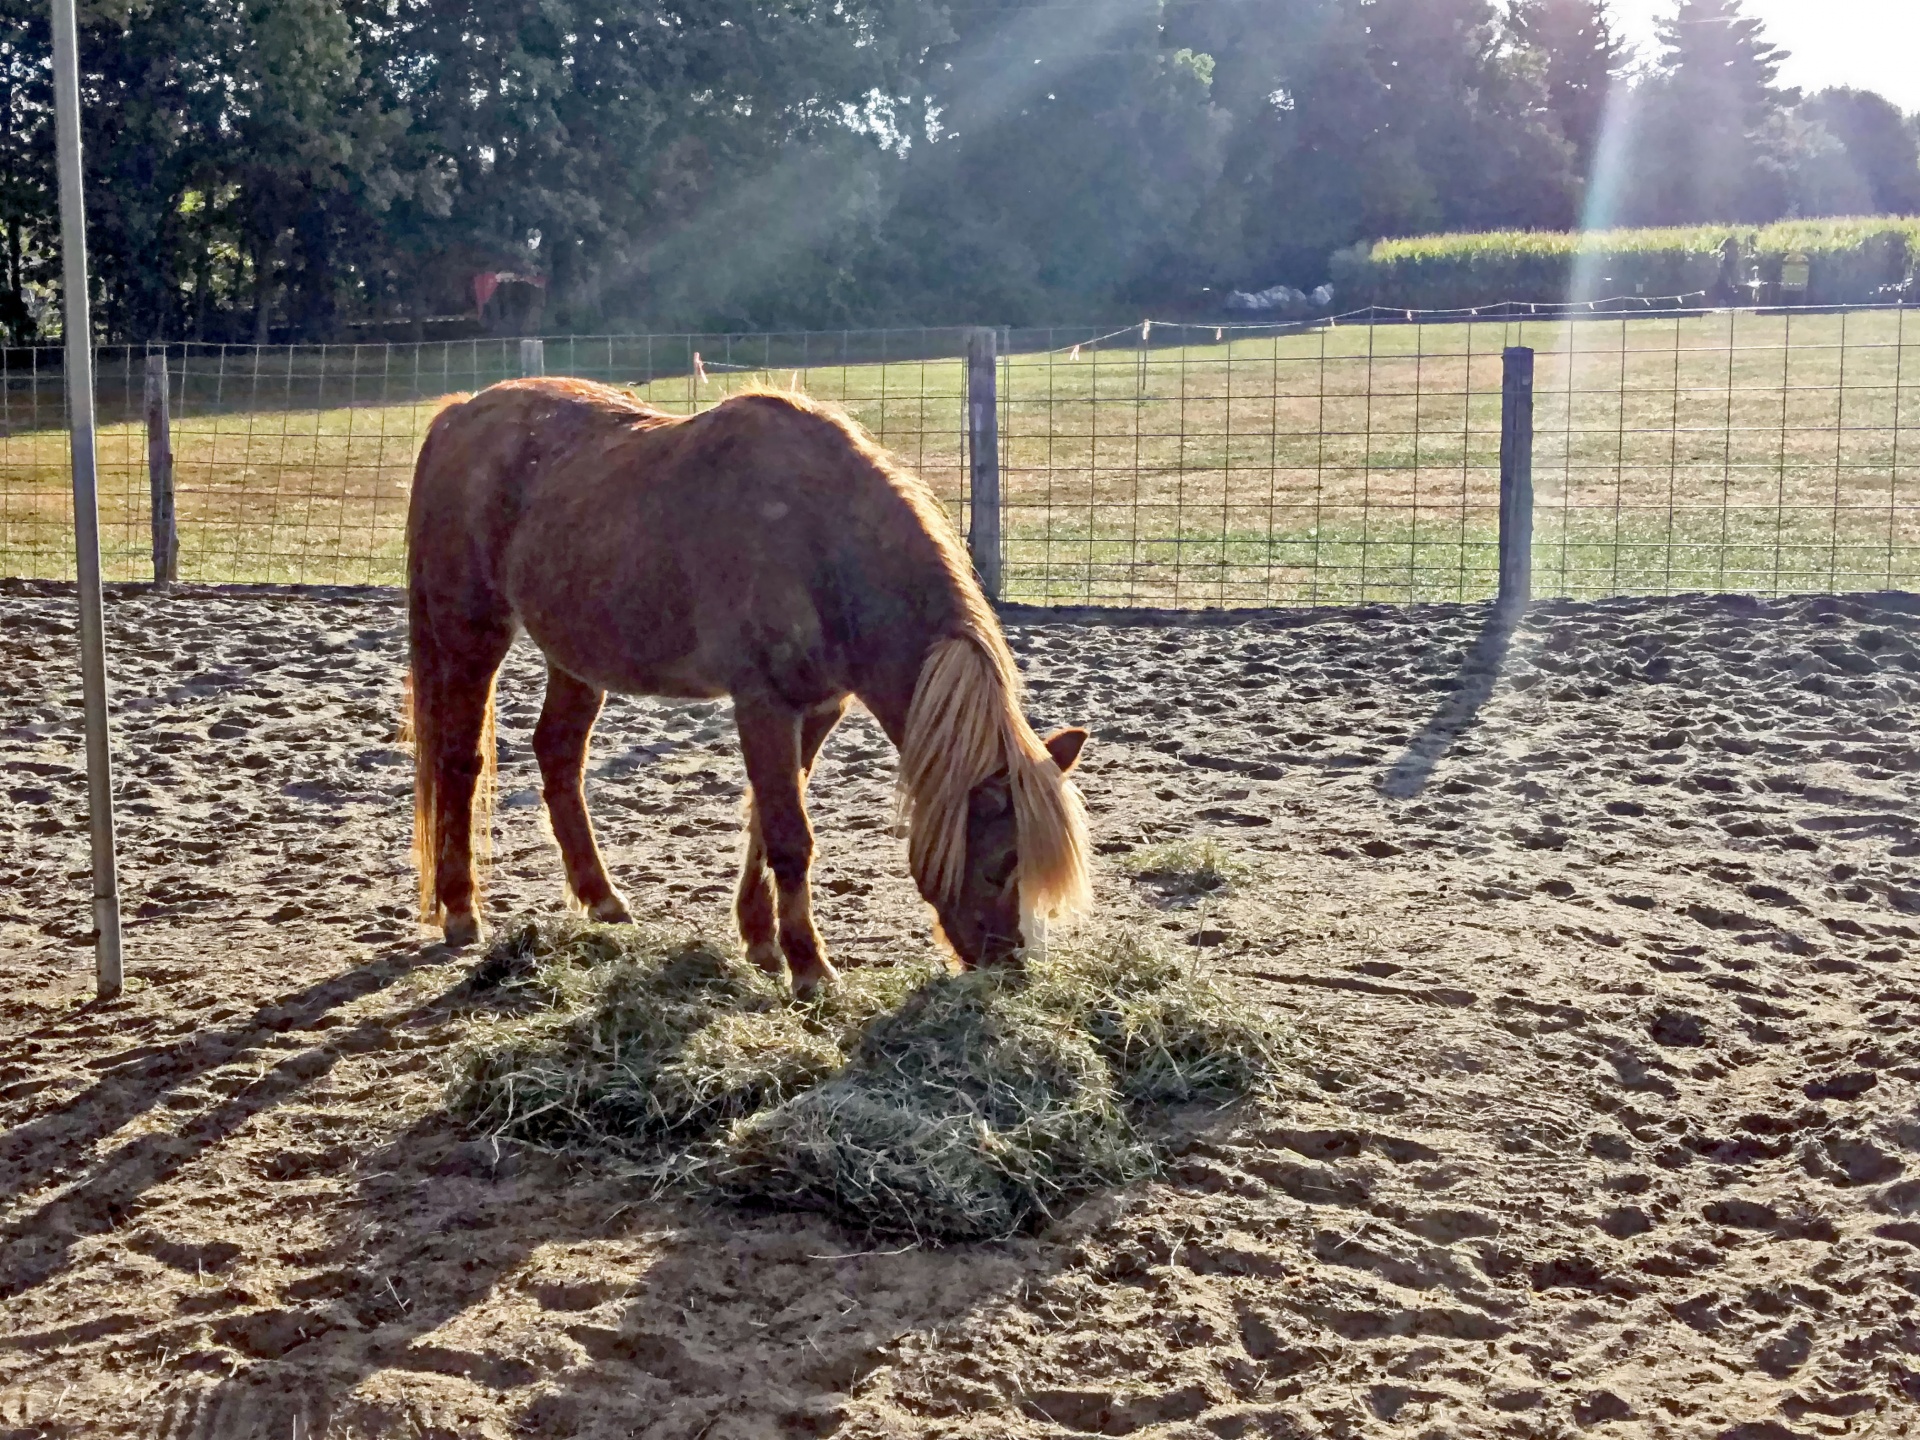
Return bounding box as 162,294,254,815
1380,341,1533,800
1379,600,1523,801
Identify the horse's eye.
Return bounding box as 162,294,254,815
985,852,1018,888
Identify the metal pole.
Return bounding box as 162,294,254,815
145,353,176,584
966,327,1001,601
519,337,544,377
52,0,123,999
1498,345,1535,610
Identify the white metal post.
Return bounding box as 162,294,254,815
52,0,123,999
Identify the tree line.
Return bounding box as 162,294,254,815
0,0,1915,342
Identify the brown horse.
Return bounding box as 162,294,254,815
405,377,1091,994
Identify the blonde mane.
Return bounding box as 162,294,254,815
896,632,1092,923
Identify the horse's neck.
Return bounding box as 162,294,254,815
849,596,988,754
841,495,990,753
852,619,941,751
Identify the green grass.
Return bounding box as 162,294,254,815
4,310,1916,605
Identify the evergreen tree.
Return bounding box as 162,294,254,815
1626,0,1795,223
1507,0,1625,173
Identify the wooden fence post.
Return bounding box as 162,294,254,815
519,337,545,377
966,327,1001,601
1498,345,1534,609
145,353,176,584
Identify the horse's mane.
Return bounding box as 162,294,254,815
864,458,1091,918
708,387,1093,923
897,633,1092,923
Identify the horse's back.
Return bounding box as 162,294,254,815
409,378,942,700
411,379,879,556
410,379,665,539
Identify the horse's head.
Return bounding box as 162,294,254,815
935,726,1088,968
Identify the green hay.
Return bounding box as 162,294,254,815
446,918,929,1149
1120,838,1251,903
447,917,1285,1241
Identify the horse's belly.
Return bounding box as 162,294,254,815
505,531,713,696
514,595,721,699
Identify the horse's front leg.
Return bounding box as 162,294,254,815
736,698,846,978
734,695,839,998
534,664,629,922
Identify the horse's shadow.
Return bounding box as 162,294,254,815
150,961,1098,1439
0,942,466,1304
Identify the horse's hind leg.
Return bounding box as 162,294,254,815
734,695,842,997
414,619,514,948
737,697,844,977
736,803,781,976
535,664,629,922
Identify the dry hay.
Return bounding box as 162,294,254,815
447,916,1285,1240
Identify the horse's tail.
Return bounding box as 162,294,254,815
403,593,500,927
402,656,435,925
403,395,496,926
404,563,438,926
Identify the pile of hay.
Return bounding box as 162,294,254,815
448,917,1284,1240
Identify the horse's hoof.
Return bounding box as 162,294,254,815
443,912,482,948
589,894,632,924
744,940,785,976
789,957,840,1002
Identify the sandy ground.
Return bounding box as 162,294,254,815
2,579,1918,1439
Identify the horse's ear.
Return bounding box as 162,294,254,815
1043,727,1089,775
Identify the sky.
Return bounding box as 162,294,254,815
1607,0,1920,113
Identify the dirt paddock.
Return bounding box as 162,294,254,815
2,580,1918,1439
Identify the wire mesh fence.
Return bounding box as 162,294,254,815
0,332,971,586
2,306,1914,605
1001,305,1918,604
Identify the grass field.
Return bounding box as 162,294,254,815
2,308,1916,605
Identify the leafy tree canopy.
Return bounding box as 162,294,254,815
0,0,1910,340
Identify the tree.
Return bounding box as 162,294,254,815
1180,0,1574,289
224,0,405,341
1624,0,1795,224
1798,88,1920,216
0,0,52,341
362,0,941,331
866,0,1230,321
1508,0,1625,173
